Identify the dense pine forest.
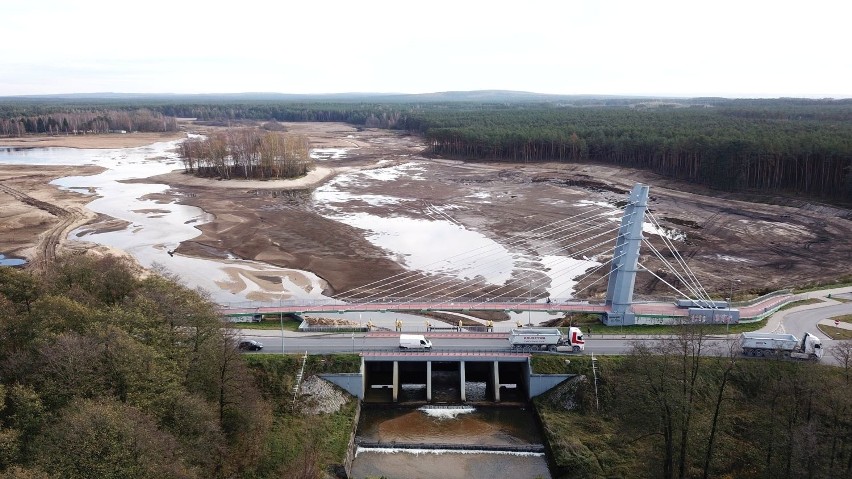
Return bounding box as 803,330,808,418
406,106,852,201
1,95,850,202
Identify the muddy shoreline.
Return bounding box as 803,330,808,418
149,124,852,299
3,123,851,301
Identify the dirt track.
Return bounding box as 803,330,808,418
0,165,105,267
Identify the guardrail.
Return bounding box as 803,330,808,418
298,325,369,333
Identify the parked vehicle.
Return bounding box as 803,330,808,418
238,339,264,351
740,332,823,360
508,327,585,353
399,334,432,350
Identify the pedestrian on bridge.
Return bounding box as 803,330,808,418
458,319,463,332
425,320,431,332
487,320,493,332
395,319,402,332
516,320,523,328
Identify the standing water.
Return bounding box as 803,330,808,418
350,405,551,479
0,142,330,304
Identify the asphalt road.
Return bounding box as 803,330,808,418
238,331,736,358
238,289,852,363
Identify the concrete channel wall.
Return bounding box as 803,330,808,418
320,373,364,399
528,374,574,399
342,400,362,478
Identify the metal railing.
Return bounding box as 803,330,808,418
218,296,596,310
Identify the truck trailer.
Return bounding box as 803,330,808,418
740,331,823,360
508,327,585,353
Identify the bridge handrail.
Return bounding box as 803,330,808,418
218,296,596,311
733,289,793,308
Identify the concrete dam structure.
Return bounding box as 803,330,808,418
321,352,572,403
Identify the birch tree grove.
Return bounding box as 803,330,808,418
179,129,312,180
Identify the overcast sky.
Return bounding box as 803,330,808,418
2,0,849,98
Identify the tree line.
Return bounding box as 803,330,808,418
1,96,849,201
0,109,178,136
179,129,313,180
0,257,355,478
105,98,852,202
400,107,852,202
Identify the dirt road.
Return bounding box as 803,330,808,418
0,165,103,268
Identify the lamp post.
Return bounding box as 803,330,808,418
729,279,740,307
528,279,532,327
726,280,740,334
279,312,285,355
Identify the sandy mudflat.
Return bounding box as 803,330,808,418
4,123,851,302
142,165,339,190
0,164,115,263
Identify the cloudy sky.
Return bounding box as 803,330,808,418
2,0,849,98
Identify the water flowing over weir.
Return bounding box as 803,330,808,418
350,405,551,479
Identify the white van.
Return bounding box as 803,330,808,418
399,334,432,350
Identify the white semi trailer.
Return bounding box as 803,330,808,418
508,327,585,353
740,332,823,360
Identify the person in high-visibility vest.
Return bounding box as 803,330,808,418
367,321,374,331
487,320,493,332
516,320,523,328
395,319,402,332
458,319,463,331
425,320,431,332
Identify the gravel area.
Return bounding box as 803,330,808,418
299,375,348,414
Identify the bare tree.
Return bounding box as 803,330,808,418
702,338,739,479
831,340,852,383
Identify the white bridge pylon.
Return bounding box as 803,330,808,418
220,183,735,323
603,183,649,326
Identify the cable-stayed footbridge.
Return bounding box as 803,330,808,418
221,184,752,325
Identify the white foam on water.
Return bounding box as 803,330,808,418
417,406,475,419
355,447,544,457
